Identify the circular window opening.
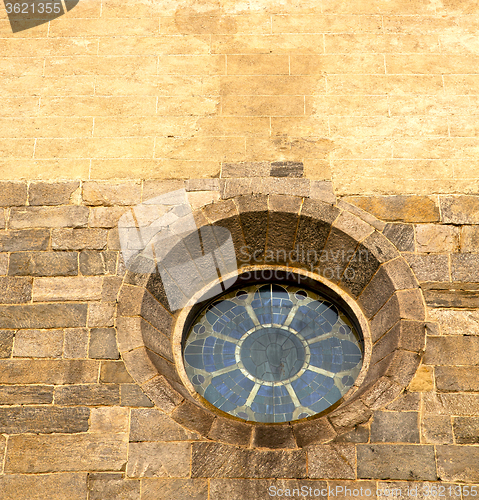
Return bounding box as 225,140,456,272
183,276,364,424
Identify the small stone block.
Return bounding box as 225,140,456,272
308,444,356,479
89,328,119,360
88,473,140,500
293,418,337,447
383,223,415,252
28,181,80,206
370,411,420,443
253,425,296,449
120,384,154,408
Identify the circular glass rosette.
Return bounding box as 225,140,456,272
183,284,363,423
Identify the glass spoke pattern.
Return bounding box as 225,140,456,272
184,284,363,423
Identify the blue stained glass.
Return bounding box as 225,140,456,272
184,283,363,424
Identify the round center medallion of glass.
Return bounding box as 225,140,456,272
183,283,363,423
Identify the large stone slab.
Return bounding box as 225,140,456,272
142,479,208,500
370,411,420,443
33,276,102,301
13,329,63,357
9,251,78,277
0,385,53,404
424,393,479,416
52,228,108,250
435,366,479,392
54,384,120,406
9,206,89,229
357,444,437,480
425,336,479,365
5,434,127,473
88,473,140,500
28,181,80,206
436,445,479,482
0,303,87,329
0,229,50,251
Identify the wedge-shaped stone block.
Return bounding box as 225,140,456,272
207,416,253,447
308,444,356,479
252,425,296,449
5,434,127,473
293,417,337,447
171,400,215,437
141,375,184,414
100,361,134,384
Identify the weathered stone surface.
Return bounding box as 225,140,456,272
142,180,184,201
453,417,479,444
141,375,184,413
308,444,356,479
28,181,80,206
209,479,327,500
415,224,459,253
370,411,420,443
33,276,102,301
89,328,119,359
403,253,449,282
142,479,208,500
64,328,89,358
13,329,63,357
187,190,220,209
422,282,479,308
0,330,14,358
0,182,27,206
383,223,415,252
191,442,307,478
0,385,53,405
83,182,141,206
9,206,89,229
0,359,98,384
346,196,440,223
260,177,310,197
102,276,123,301
220,177,262,199
0,406,90,434
0,229,50,251
52,228,108,250
5,434,127,473
436,446,479,482
89,206,129,228
9,251,78,277
357,444,437,480
422,415,454,444
329,481,378,500
120,384,154,408
208,416,253,447
333,424,369,443
100,360,134,383
293,418,337,447
424,393,479,416
88,473,140,500
221,161,270,178
186,178,219,191
310,180,336,204
130,408,200,442
461,225,479,253
0,473,87,500
89,407,129,434
253,425,296,449
0,303,87,329
425,336,479,365
235,194,268,262
338,200,386,231
127,442,191,478
451,253,479,282
80,250,117,275
357,267,395,318
440,195,479,224
358,377,403,411
171,401,215,437
54,384,120,406
270,160,304,178
0,253,7,275
436,366,479,392
329,399,372,431
386,392,420,412
88,302,116,328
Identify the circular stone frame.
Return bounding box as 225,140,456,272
116,193,426,449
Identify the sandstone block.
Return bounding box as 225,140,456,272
80,250,117,275
383,223,415,252
403,254,449,282
0,253,7,275
422,282,479,308
127,442,191,478
5,434,127,473
310,180,336,204
83,182,141,206
415,224,459,253
345,196,440,223
0,359,98,384
13,329,63,358
453,417,479,444
89,407,129,434
64,328,89,358
370,411,420,443
0,330,15,358
461,225,479,252
0,406,90,434
386,392,420,412
425,335,479,365
33,276,102,301
0,473,87,500
120,384,154,408
0,229,50,251
88,302,116,328
9,251,78,277
421,415,454,444
436,446,479,482
357,444,437,480
171,400,215,437
333,425,370,444
435,366,479,392
221,161,270,178
0,181,27,206
0,277,32,304
440,195,479,224
408,365,434,392
52,228,108,250
88,473,140,500
185,179,219,191
100,360,134,383
253,425,296,449
9,206,89,229
424,393,479,416
0,385,53,405
451,253,479,282
142,479,207,500
89,206,129,228
0,303,87,329
28,181,80,206
208,417,253,447
308,444,356,479
54,384,120,406
191,443,306,478
130,408,200,442
89,328,119,359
